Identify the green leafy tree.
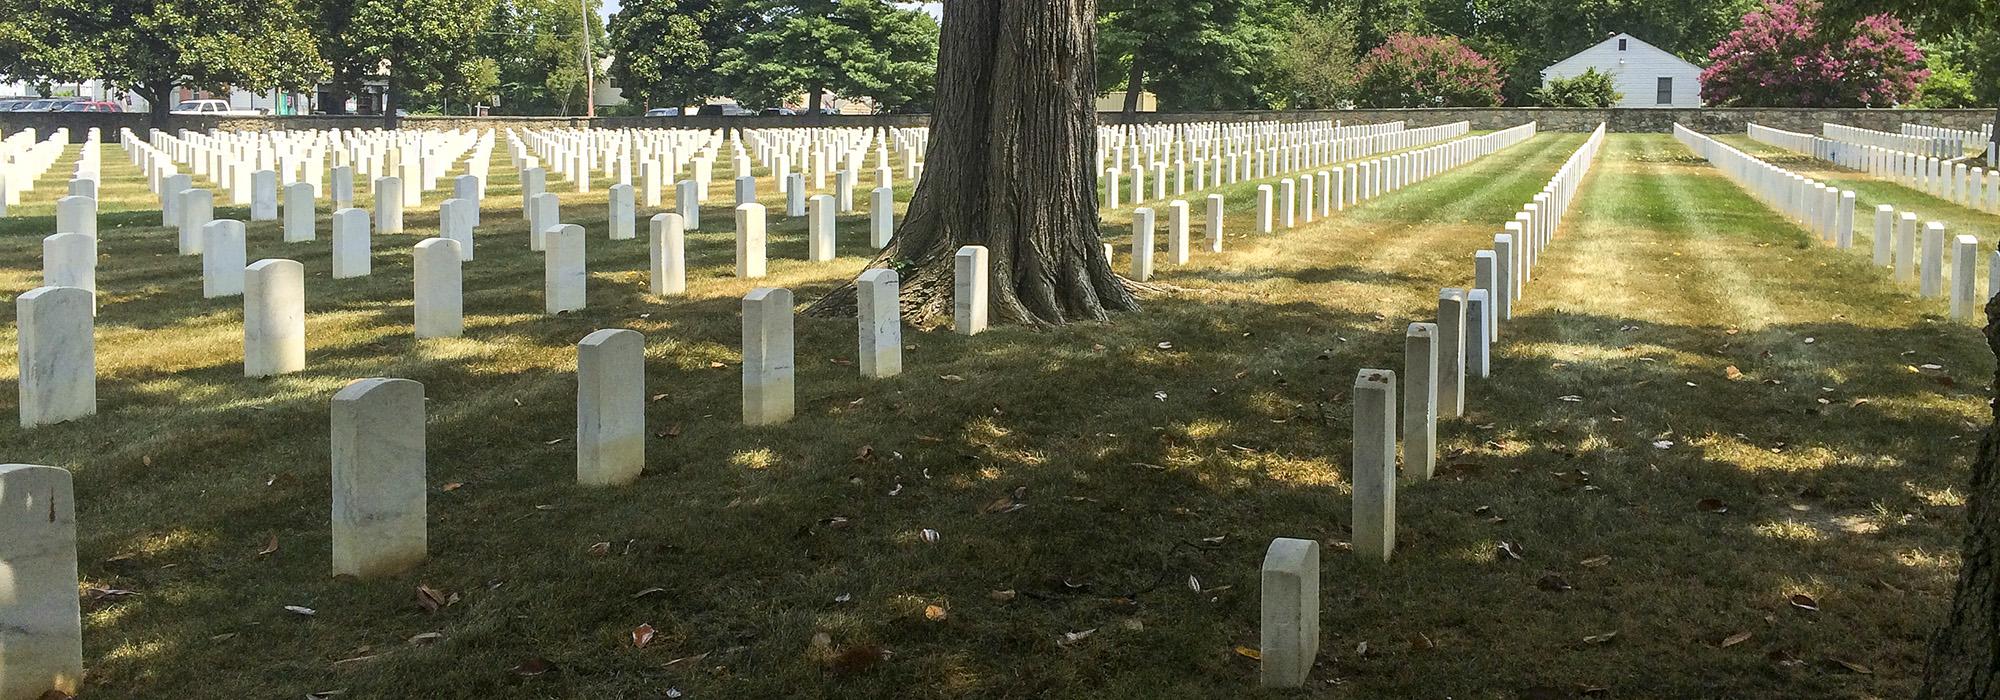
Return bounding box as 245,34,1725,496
1096,0,1299,112
0,0,323,121
344,0,498,125
716,0,938,113
481,0,607,115
608,0,747,110
1267,5,1360,109
0,0,95,92
1532,67,1623,107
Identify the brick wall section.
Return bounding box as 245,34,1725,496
3,108,1991,142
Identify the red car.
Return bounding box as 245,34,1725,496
60,101,123,113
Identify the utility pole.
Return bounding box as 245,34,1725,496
581,0,595,118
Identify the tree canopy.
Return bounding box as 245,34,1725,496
344,0,500,123
713,0,938,113
0,0,324,118
1699,0,1927,107
607,0,747,109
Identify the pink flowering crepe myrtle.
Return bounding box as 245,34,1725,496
1354,33,1505,108
1700,0,1928,107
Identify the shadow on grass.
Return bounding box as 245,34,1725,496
0,136,1980,699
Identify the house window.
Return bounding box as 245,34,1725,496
1656,77,1673,104
1618,38,1627,50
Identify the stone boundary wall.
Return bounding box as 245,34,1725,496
4,108,1992,143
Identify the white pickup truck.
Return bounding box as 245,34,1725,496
169,99,266,116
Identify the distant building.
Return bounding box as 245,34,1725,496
1096,91,1156,113
1540,33,1704,108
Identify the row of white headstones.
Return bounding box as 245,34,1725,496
1732,124,1992,321
0,127,77,215
1783,123,2000,215
3,118,1558,697
24,117,1477,429
151,125,494,210
1894,122,1993,166
1261,123,1608,688
1100,121,1464,210
1825,121,1972,161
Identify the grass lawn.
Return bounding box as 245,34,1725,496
0,131,1984,698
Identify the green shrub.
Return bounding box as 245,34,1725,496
1533,68,1623,107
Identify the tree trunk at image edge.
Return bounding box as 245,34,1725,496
1920,286,2000,698
803,0,1136,327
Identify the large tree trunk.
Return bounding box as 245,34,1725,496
142,82,173,126
382,80,400,129
1920,288,2000,698
1123,59,1143,114
808,83,824,115
323,85,352,115
804,0,1136,327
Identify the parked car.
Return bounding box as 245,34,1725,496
643,107,680,117
170,99,263,116
20,99,61,112
61,101,123,113
694,103,751,117
759,107,797,117
0,99,33,112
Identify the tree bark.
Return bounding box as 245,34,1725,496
141,81,174,126
803,0,1136,327
1920,287,2000,698
382,79,400,129
808,83,824,115
1123,59,1143,114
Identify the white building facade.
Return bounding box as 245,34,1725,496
1540,33,1704,108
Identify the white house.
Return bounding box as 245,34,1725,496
1540,33,1704,108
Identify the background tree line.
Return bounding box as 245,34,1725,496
1095,0,1996,110
0,0,938,121
0,0,1990,120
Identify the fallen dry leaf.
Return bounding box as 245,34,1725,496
408,632,444,646
1720,631,1753,648
1696,498,1729,514
1579,555,1612,568
587,541,612,556
923,605,948,622
1234,645,1261,660
1582,631,1617,645
1724,365,1743,381
1789,594,1819,612
1059,629,1096,646
989,589,1016,603
632,623,656,648
258,534,280,556
415,585,450,613
512,657,553,676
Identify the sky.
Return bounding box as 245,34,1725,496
598,1,944,22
